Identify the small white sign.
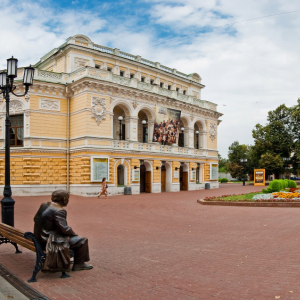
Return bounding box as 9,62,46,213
174,170,179,178
190,171,196,181
132,169,140,181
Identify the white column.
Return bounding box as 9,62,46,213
187,127,194,148
148,121,154,143
128,117,138,141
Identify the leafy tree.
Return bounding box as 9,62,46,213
252,103,296,177
258,152,284,176
227,141,253,179
218,153,228,172
228,162,244,179
290,99,300,175
228,141,248,164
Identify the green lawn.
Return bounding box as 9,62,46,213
210,192,261,201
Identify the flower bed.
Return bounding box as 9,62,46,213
203,188,300,202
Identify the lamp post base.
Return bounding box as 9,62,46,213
1,196,15,227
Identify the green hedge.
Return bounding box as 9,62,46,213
262,179,297,193
220,178,229,183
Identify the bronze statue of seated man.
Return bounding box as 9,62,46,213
33,189,93,271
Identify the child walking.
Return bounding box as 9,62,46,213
97,177,108,199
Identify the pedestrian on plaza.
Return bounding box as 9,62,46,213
97,177,108,199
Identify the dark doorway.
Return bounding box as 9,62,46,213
178,132,184,147
140,164,146,193
161,165,166,192
117,165,124,185
143,126,148,143
180,165,188,191
122,124,126,140
145,171,151,193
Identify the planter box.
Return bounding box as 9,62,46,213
197,199,300,207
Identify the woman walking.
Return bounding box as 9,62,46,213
97,177,108,199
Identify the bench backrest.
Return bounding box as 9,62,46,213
0,223,36,252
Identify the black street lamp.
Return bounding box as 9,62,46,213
0,57,35,226
195,130,199,149
240,158,247,186
118,116,123,140
142,120,147,143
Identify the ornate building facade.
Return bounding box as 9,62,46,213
0,34,222,196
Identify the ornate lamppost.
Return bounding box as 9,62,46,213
0,57,34,226
118,116,123,140
195,130,199,149
142,120,147,143
240,158,248,186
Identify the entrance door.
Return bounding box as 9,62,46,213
117,165,124,185
180,165,183,190
182,172,188,190
140,165,146,193
161,165,166,192
145,171,151,193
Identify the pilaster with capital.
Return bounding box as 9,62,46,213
0,113,5,139
24,111,30,137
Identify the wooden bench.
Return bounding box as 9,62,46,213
0,223,72,282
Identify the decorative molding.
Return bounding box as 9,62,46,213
74,57,90,68
91,96,107,125
209,122,217,140
39,98,60,111
10,100,24,115
38,70,62,80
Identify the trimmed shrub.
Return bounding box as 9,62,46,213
268,180,283,193
288,180,297,188
218,178,222,182
220,178,229,183
283,179,289,189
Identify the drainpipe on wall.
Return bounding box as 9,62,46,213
66,84,70,193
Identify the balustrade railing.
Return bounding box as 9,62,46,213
110,140,208,156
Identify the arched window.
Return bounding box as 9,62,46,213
117,165,125,185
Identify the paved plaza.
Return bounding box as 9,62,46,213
1,184,300,300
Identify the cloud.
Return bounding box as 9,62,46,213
1,0,300,158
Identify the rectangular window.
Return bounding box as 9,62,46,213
90,157,110,182
120,71,124,77
10,115,23,147
160,82,164,88
183,90,186,95
95,64,100,69
150,79,154,85
141,77,145,82
168,85,171,90
130,73,135,79
107,67,112,72
176,88,180,92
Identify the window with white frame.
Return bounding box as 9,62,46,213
90,157,109,182
10,115,24,147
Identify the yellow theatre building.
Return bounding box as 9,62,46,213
0,34,222,196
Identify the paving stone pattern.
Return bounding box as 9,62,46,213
1,184,300,300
